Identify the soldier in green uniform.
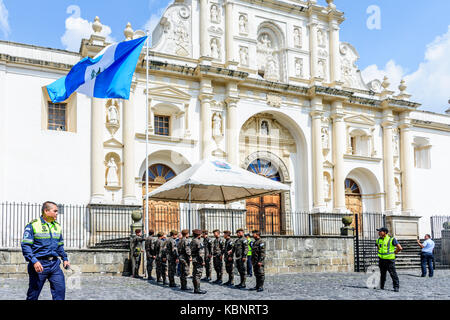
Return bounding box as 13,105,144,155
145,229,156,281
166,230,180,287
250,230,266,292
190,229,207,294
130,229,144,278
201,230,213,282
155,232,168,285
177,229,192,291
212,229,225,284
233,228,248,288
223,230,234,286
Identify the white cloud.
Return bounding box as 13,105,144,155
361,26,450,114
0,0,10,38
61,5,114,52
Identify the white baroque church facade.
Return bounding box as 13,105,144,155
1,0,449,237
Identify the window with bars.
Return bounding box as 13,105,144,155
47,102,67,131
154,115,170,136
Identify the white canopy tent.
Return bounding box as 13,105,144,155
145,158,290,204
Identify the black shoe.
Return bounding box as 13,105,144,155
169,283,179,288
235,283,244,289
257,287,264,292
394,288,399,292
215,280,222,285
201,277,210,282
380,287,384,290
181,287,192,291
429,275,433,278
249,287,258,291
194,290,207,294
148,276,155,281
421,275,426,277
223,281,231,286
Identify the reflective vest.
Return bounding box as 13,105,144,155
247,238,252,256
31,218,63,245
377,235,396,260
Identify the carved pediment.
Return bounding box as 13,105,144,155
148,85,191,102
344,114,375,126
104,138,123,148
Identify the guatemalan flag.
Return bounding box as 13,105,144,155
46,36,147,103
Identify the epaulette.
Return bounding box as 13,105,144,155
28,219,38,225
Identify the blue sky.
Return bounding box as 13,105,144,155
1,0,449,113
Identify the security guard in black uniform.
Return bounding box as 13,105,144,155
145,229,156,281
177,229,192,291
201,230,213,282
233,228,248,289
223,230,234,286
250,230,266,292
130,229,144,278
166,230,180,287
212,229,225,284
190,229,207,294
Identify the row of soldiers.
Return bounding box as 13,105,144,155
130,228,265,294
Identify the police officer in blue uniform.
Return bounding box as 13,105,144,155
21,201,70,300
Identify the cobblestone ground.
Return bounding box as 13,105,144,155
1,269,449,300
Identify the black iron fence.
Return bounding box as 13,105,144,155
353,212,386,272
430,216,450,269
1,202,363,249
0,202,139,249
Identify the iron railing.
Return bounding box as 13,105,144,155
1,202,375,249
430,216,450,269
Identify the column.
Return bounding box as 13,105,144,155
184,103,191,137
90,98,105,203
122,84,137,205
200,0,209,57
200,94,213,159
225,1,234,63
331,101,346,212
311,97,325,210
328,18,341,84
382,118,396,212
148,98,154,133
399,113,414,214
226,98,239,165
308,19,318,80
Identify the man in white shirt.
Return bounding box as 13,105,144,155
417,234,435,277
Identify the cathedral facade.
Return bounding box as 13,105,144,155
1,0,449,236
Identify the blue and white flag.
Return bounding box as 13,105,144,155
46,36,147,103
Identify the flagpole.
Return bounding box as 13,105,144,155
145,31,150,238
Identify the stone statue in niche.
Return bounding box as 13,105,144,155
294,27,302,48
265,54,279,81
321,127,329,150
295,58,303,78
323,174,331,200
106,158,119,187
210,4,220,23
261,121,269,136
239,46,248,66
259,34,272,50
210,38,221,59
107,103,119,125
317,29,326,47
317,59,326,79
239,15,248,34
212,112,223,139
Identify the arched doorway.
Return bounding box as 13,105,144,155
345,178,362,233
142,163,179,234
246,159,282,234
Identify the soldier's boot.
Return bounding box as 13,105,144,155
250,278,259,290
180,279,192,291
162,274,168,285
193,282,207,294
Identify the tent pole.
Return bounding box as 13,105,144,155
145,31,149,237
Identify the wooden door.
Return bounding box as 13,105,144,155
345,179,363,234
246,193,281,234
142,164,179,234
